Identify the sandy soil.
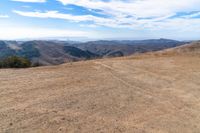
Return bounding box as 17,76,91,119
0,54,200,133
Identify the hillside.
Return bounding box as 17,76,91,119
0,43,200,132
0,41,98,65
0,39,185,65
25,41,98,65
153,41,200,56
168,41,200,54
71,39,185,56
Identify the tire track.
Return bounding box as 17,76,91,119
95,61,184,110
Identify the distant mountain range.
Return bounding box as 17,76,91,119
0,39,187,65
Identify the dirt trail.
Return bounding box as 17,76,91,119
0,54,200,133
95,61,134,88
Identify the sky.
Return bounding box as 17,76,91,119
0,0,200,40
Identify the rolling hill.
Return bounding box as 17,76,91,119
0,41,98,65
70,39,185,56
168,41,200,54
0,39,186,65
153,41,200,56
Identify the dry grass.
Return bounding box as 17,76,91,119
0,53,200,133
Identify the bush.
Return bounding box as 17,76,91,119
0,56,31,68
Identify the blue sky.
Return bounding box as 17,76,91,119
0,0,200,40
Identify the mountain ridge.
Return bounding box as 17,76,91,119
0,39,187,65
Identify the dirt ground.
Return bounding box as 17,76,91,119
0,54,200,133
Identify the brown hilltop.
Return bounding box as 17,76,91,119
157,41,200,56
0,42,200,133
171,41,200,54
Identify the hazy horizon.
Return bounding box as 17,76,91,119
0,37,196,42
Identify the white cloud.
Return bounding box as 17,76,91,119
22,5,31,8
80,24,98,28
13,9,200,30
13,10,107,22
55,0,200,30
57,0,200,18
0,14,9,18
0,26,89,39
13,10,118,27
11,0,46,3
13,0,200,34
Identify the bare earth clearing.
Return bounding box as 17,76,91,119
0,53,200,132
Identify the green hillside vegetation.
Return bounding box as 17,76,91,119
0,56,31,68
18,42,40,59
